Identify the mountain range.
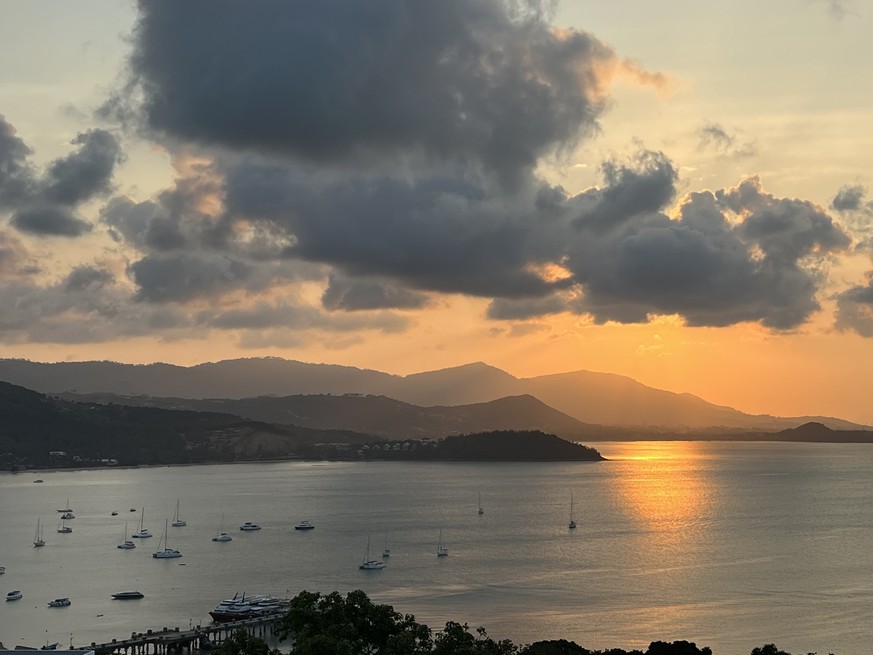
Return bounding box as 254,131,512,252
0,357,865,431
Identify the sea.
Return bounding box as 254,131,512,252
1,441,872,655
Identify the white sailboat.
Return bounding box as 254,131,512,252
117,521,136,549
478,492,484,515
359,535,386,570
436,529,448,557
33,518,45,547
131,507,152,538
212,515,232,542
171,499,186,527
56,499,72,513
569,492,577,530
153,519,182,558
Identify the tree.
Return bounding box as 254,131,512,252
432,622,518,655
278,589,432,655
647,641,712,655
216,629,281,655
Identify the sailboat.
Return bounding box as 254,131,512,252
131,507,152,538
212,515,232,542
359,535,386,570
478,492,484,515
56,499,72,513
117,521,136,549
436,529,448,557
568,492,577,530
171,499,186,527
57,517,72,533
153,519,182,558
33,518,45,547
382,528,390,558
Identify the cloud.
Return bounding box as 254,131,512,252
11,206,92,237
42,130,124,205
129,253,254,303
321,273,430,311
120,0,623,185
831,184,867,212
697,122,757,158
0,116,123,238
835,277,873,337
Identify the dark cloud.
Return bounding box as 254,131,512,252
835,278,873,337
322,273,429,311
831,184,866,212
486,294,569,320
64,266,115,292
129,253,254,303
697,122,757,158
11,206,92,237
43,130,123,205
123,0,616,185
0,114,36,208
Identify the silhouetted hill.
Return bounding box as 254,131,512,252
769,421,873,442
53,392,608,440
0,357,866,431
0,381,372,469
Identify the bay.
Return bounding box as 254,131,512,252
1,441,872,654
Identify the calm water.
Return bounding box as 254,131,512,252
1,442,872,655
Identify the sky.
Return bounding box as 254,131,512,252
1,0,872,423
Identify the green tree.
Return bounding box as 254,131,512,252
432,622,518,655
216,629,281,655
278,589,432,655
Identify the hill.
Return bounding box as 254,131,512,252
0,358,865,431
52,392,610,441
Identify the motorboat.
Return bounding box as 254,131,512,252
359,535,386,570
47,597,71,607
6,590,22,601
293,521,315,530
208,593,291,622
111,511,118,516
33,479,43,483
0,566,5,574
212,532,232,542
111,591,144,600
131,507,152,538
153,519,183,558
239,522,261,531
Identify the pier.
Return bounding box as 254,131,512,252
78,612,285,655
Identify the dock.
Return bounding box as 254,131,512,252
77,612,285,654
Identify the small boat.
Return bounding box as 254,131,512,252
153,519,183,559
239,522,261,531
436,529,448,557
57,518,72,534
569,492,577,530
41,642,59,650
47,597,71,607
111,511,118,516
117,521,136,549
56,499,72,513
6,590,22,601
131,507,152,538
359,535,386,570
171,499,186,527
111,591,144,600
382,528,390,558
61,512,75,520
212,515,232,542
0,565,5,574
34,517,46,547
478,492,484,516
294,520,315,530
33,479,43,483
129,507,136,512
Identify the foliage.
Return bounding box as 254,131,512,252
277,589,432,655
433,622,518,655
216,629,281,655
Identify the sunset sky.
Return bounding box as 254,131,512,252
1,1,872,423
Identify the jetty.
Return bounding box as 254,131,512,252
76,612,284,655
